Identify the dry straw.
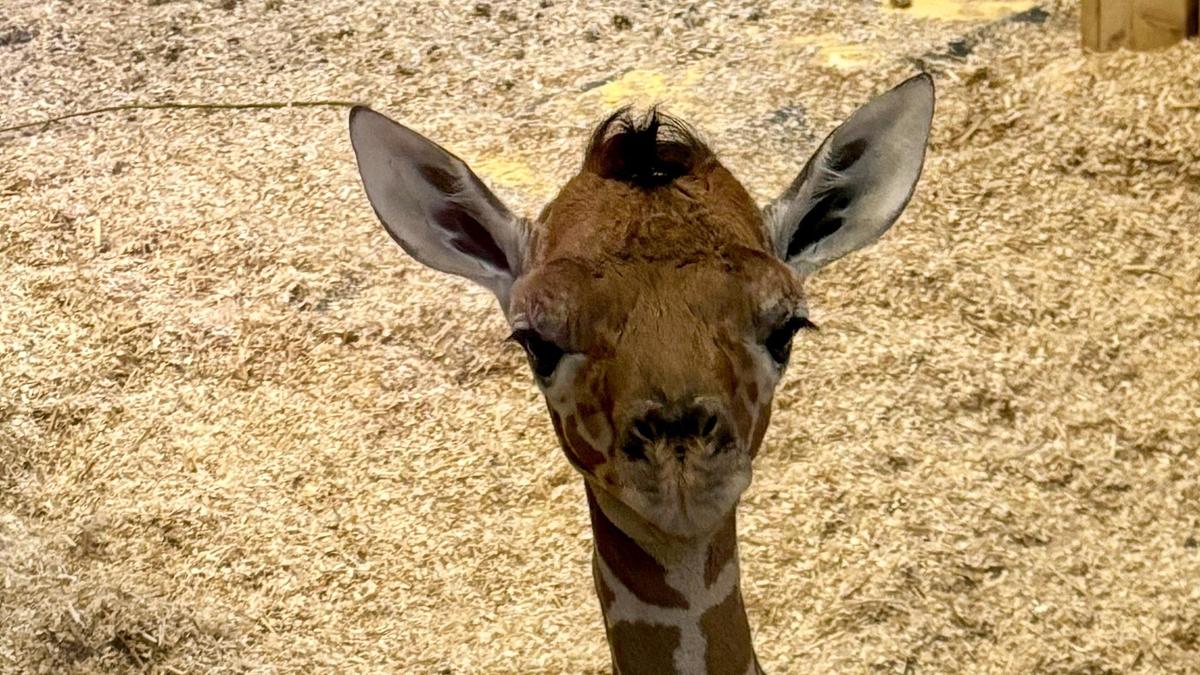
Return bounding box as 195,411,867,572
1,0,1197,672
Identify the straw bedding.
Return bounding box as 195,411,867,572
1,0,1198,672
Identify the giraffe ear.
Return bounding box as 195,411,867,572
348,106,527,308
767,74,934,276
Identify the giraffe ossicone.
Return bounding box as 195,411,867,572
349,74,934,674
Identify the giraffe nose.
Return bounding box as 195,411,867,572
622,398,732,462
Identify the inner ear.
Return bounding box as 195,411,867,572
348,106,526,306
829,137,870,172
768,74,935,275
785,186,852,259
783,134,868,257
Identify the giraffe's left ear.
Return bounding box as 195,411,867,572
766,74,934,276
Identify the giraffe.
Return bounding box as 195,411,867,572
348,74,934,674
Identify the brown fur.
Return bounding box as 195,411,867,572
562,414,607,470
610,621,683,675
587,487,689,609
593,557,617,612
700,588,755,675
547,408,600,474
704,513,738,589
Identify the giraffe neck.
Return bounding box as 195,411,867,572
585,484,763,675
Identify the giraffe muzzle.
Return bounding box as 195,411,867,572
610,398,751,538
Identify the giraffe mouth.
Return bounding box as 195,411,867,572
605,439,752,539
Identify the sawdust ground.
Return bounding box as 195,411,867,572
1,0,1198,672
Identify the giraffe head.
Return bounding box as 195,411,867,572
350,75,933,542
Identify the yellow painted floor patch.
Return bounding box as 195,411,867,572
591,69,670,108
888,0,1037,21
579,67,707,114
782,34,885,71
818,43,880,70
472,155,547,194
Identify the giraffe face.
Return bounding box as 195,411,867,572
351,76,934,671
508,245,808,539
349,75,934,540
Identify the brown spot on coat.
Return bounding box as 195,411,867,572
579,406,609,441
587,487,689,609
749,406,772,458
700,587,755,675
593,554,617,612
564,414,607,470
547,408,578,468
732,395,754,440
704,512,738,588
610,621,681,675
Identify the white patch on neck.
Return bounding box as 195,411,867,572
596,539,742,673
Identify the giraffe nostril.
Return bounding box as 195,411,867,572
632,418,655,442
621,438,648,461
624,400,733,462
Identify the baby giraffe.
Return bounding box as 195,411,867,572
349,75,933,674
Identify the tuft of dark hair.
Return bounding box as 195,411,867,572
582,106,713,188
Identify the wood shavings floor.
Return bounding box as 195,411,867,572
1,0,1198,672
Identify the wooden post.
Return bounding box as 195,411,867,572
1083,0,1200,51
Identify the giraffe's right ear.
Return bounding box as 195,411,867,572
349,106,527,308
766,74,934,276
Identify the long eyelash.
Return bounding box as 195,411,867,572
507,328,535,344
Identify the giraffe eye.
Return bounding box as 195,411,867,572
764,316,816,366
509,328,566,380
